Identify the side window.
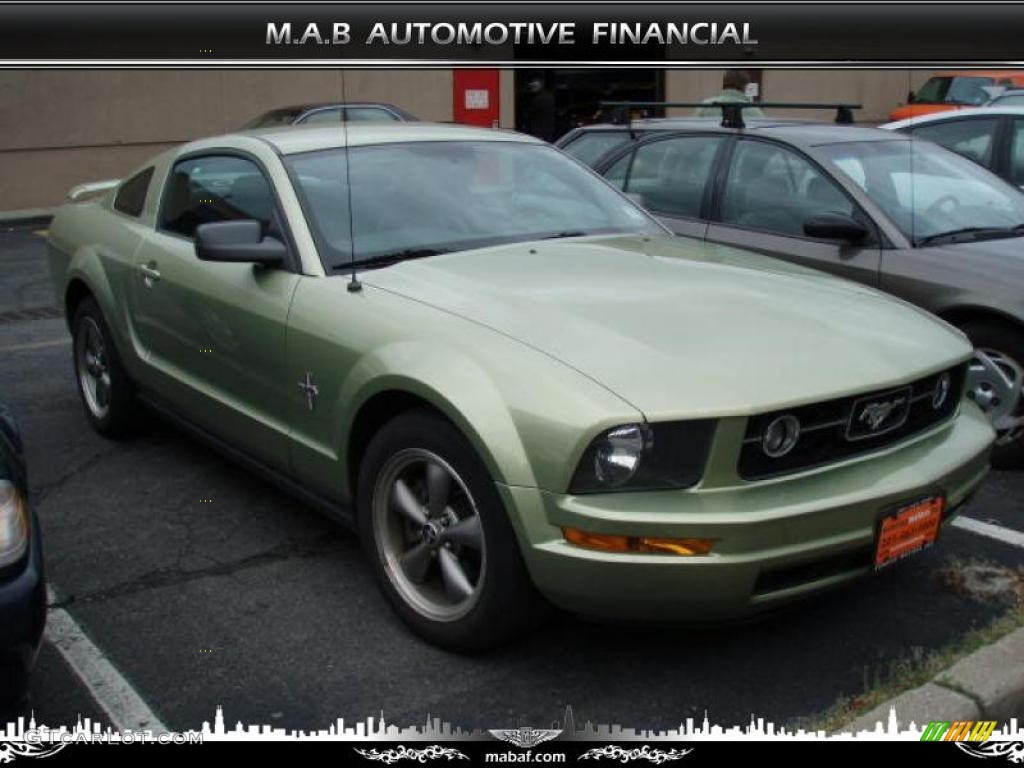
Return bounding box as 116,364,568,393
298,108,342,125
345,107,400,122
912,118,999,168
113,167,154,218
1010,119,1024,188
603,152,632,189
621,136,722,219
721,140,858,238
160,155,277,240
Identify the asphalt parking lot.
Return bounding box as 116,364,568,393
1,222,1022,734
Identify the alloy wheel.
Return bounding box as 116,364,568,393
75,316,112,420
372,448,486,622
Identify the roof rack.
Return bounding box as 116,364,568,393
599,101,863,131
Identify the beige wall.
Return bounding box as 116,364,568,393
0,69,954,212
664,69,944,124
0,70,453,211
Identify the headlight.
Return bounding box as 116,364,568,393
569,421,716,494
0,480,29,569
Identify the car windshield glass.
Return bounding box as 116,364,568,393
914,76,996,106
562,131,631,168
285,140,663,269
821,138,1024,244
994,94,1024,106
243,108,306,129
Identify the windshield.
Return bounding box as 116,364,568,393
820,138,1024,244
243,108,306,129
285,140,664,269
914,76,995,106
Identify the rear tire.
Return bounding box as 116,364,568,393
960,320,1024,469
71,297,136,438
357,409,545,651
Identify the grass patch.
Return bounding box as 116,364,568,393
802,559,1024,734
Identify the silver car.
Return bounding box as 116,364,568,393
573,117,1024,465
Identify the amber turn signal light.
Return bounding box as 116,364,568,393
562,527,713,556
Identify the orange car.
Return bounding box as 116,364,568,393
889,70,1024,121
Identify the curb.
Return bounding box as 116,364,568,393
838,625,1024,732
0,207,54,228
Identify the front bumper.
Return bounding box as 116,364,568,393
501,402,994,622
0,511,46,705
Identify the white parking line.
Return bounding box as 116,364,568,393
45,588,167,732
0,338,69,353
951,516,1024,550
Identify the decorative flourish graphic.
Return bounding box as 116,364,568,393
354,745,469,764
489,727,562,748
957,742,1024,763
579,746,692,764
0,743,67,764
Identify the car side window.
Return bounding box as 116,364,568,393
603,151,632,189
299,108,343,125
721,140,857,238
159,155,278,240
911,118,999,168
345,107,400,122
113,167,154,218
1009,119,1024,188
620,136,722,219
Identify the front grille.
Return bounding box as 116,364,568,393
738,364,967,481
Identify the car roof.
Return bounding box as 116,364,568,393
567,118,909,148
881,105,1024,130
263,101,404,113
212,122,542,155
933,70,1024,79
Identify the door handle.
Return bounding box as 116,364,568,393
139,262,161,287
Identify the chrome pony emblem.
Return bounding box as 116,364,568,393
847,387,911,440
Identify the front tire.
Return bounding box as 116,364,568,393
961,320,1024,469
71,297,136,438
357,410,544,651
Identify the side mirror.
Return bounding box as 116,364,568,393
907,90,916,104
625,192,647,208
803,213,869,244
195,220,286,266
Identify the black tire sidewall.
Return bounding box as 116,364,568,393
71,297,135,438
356,409,541,651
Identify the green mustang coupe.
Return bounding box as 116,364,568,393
47,123,995,649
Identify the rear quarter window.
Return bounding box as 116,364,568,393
113,167,154,218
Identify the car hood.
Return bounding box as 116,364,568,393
362,235,971,417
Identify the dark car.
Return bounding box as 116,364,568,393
0,402,45,711
243,102,418,129
567,109,1024,465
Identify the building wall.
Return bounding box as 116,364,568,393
0,70,453,212
664,69,944,124
0,68,956,212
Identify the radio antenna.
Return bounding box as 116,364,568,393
341,67,361,292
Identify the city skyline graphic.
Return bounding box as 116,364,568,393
2,703,1024,745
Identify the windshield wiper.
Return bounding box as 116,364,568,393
914,226,1024,247
539,230,591,240
334,248,448,271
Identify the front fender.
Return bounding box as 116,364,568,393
337,341,537,490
